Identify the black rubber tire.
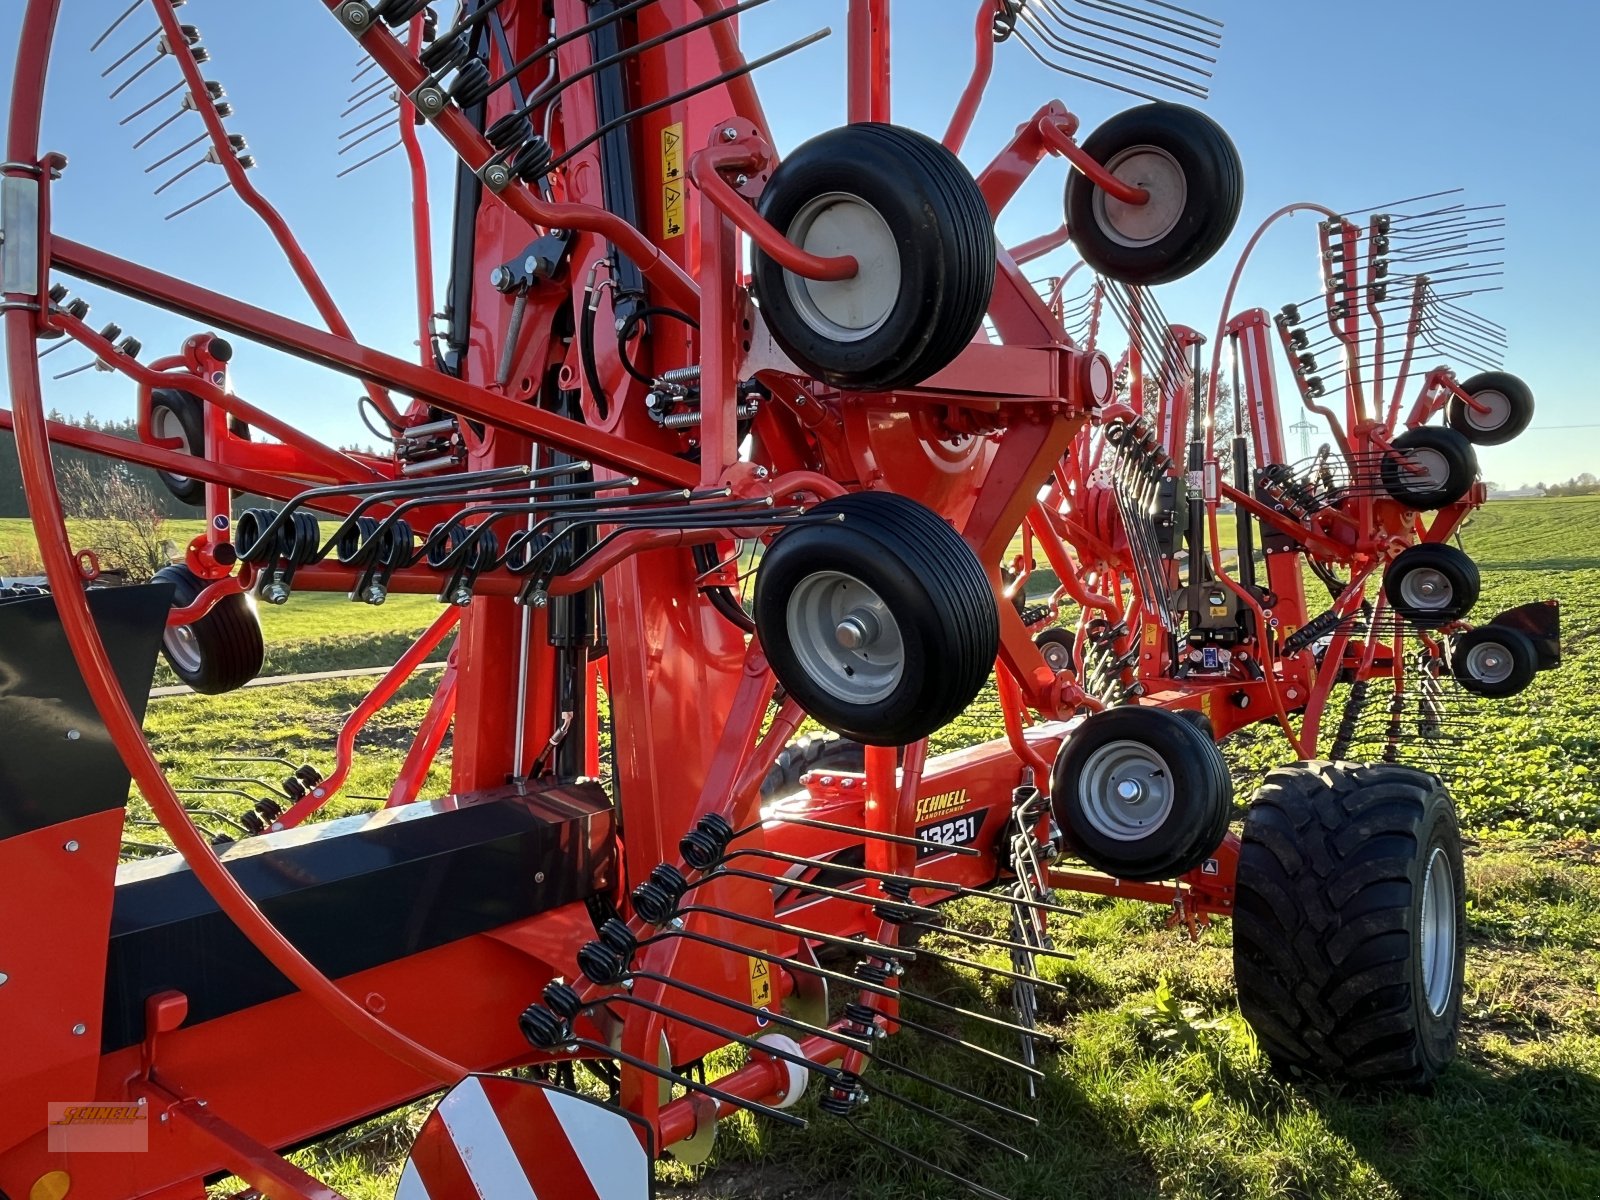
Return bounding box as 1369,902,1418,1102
153,563,265,694
753,491,998,746
1451,624,1538,699
1447,371,1534,447
1034,627,1077,674
1380,426,1478,510
760,734,867,800
1383,543,1480,627
1064,103,1244,286
753,123,996,392
1233,761,1465,1086
148,387,249,507
1049,706,1233,882
148,388,207,507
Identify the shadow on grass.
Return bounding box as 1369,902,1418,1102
1306,1054,1600,1199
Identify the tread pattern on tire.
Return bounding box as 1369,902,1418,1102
154,564,265,695
1065,103,1244,286
1233,760,1461,1086
754,123,996,392
755,491,998,745
760,734,867,800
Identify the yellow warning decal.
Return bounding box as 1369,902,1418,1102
1201,693,1214,718
749,957,772,1008
661,122,685,239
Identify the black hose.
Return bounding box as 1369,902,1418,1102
617,304,699,388
578,292,610,420
693,542,756,634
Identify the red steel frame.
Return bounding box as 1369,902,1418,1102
0,1,1506,1196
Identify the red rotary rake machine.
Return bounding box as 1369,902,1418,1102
0,1,1556,1197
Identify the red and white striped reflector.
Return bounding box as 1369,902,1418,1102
396,1075,651,1200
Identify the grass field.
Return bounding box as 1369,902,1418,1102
9,498,1600,1198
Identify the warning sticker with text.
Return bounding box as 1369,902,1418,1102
661,122,685,239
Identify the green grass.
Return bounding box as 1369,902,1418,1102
36,497,1600,1199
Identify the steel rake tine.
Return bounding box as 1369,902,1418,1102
620,968,875,1054
1010,30,1163,104
862,1073,1033,1153
846,1118,1014,1200
337,142,403,178
883,1007,1048,1079
672,902,917,962
92,0,146,53
734,810,982,858
1033,0,1218,69
578,990,847,1084
99,27,158,76
904,941,1071,993
719,847,1088,918
338,119,401,156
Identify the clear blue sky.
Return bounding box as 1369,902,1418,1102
1,0,1594,489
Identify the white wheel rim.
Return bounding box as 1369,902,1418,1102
1077,738,1174,841
784,570,905,705
1395,447,1450,493
1090,145,1187,249
152,405,195,485
1420,846,1457,1017
163,621,202,674
1040,639,1073,673
1463,389,1510,433
1465,640,1513,684
782,192,902,344
1399,567,1453,612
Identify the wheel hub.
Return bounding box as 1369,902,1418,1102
1398,447,1449,491
1091,145,1187,248
1400,567,1452,611
1077,739,1174,841
782,192,902,343
1465,641,1513,684
1464,389,1510,432
163,622,202,675
785,570,905,705
834,609,879,651
152,405,195,486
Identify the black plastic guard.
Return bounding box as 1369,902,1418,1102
0,583,169,840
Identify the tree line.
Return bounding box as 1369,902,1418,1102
0,411,202,519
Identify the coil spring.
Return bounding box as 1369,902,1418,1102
1331,679,1369,760
854,959,893,986
426,520,500,571
236,508,322,566
1281,608,1344,656
598,918,638,958
631,863,688,926
421,31,472,75
542,980,584,1021
336,515,414,568
518,1003,569,1050
817,1071,867,1116
373,0,430,28
679,812,735,870
449,58,493,107
577,939,628,985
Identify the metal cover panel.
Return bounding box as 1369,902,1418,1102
101,780,616,1050
0,584,170,839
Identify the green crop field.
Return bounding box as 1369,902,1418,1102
10,499,1600,1198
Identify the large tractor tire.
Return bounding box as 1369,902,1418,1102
1233,761,1465,1086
